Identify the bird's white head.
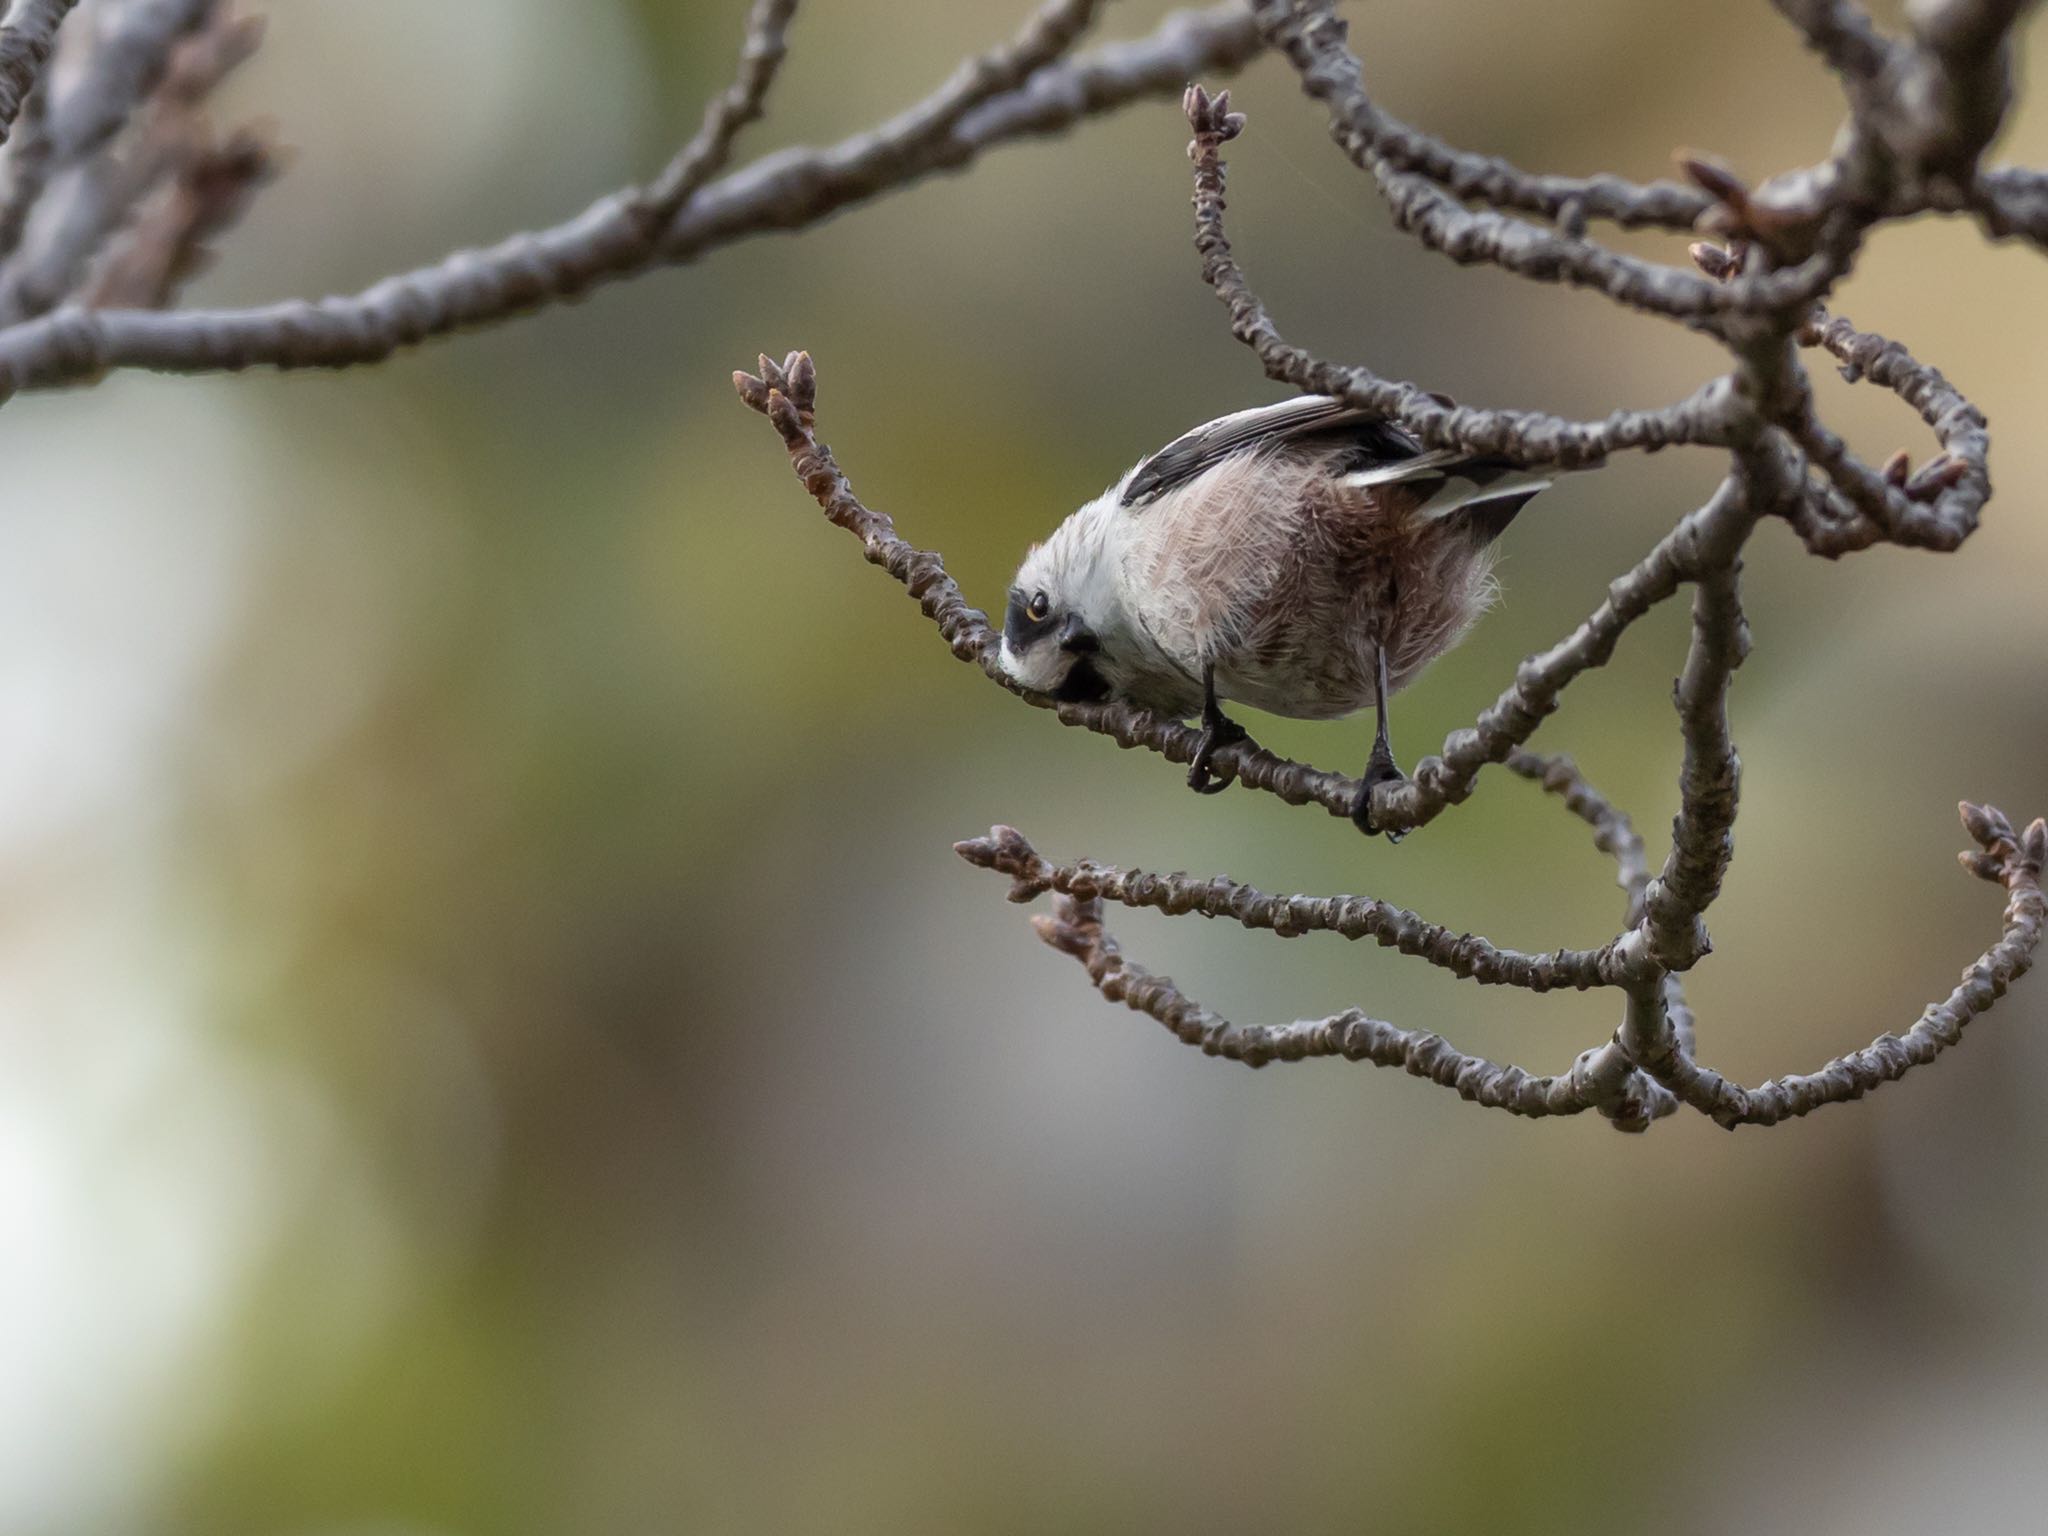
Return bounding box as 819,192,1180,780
998,493,1126,702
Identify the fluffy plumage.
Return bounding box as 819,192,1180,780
999,397,1545,724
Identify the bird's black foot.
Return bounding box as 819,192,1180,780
1187,714,1252,796
1351,747,1409,839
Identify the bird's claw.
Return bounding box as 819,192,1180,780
1352,752,1408,841
1187,718,1252,796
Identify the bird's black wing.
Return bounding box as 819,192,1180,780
1120,396,1422,508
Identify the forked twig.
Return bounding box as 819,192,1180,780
0,0,2038,1133
735,0,2042,1131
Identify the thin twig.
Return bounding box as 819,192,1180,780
0,48,52,255
955,823,1625,991
1182,84,1747,469
1,0,2039,1136
1771,0,1895,83
731,349,1369,818
627,0,801,230
41,0,214,164
1654,807,2045,1128
1635,510,1754,972
79,120,277,310
1250,0,1855,326
1025,891,1679,1129
0,1,1262,395
0,0,248,320
1784,307,1990,555
0,0,79,146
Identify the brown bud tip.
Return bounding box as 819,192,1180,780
756,352,786,391
766,389,803,438
1906,454,1969,500
785,350,817,410
1960,849,2006,883
1183,80,1245,141
955,827,1048,895
1030,912,1084,954
1959,800,2014,848
2023,819,2048,870
1688,241,1731,280
733,370,768,410
1678,151,1749,208
1882,448,1911,486
1425,390,1457,410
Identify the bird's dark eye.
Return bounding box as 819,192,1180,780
1028,590,1050,622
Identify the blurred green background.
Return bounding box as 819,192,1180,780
2,1,2046,1532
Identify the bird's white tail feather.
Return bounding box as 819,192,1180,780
1340,450,1466,490
1412,471,1552,521
1341,454,1552,521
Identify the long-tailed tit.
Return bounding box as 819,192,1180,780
998,396,1554,834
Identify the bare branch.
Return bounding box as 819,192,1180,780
41,0,213,165
78,119,277,310
0,0,2034,1136
0,1,1262,396
1182,86,1745,469
1507,751,1653,920
1771,0,1895,82
1654,807,2045,1128
627,0,800,230
0,0,78,146
727,0,2041,1134
1886,0,2031,188
731,349,1369,819
1023,890,1679,1129
1367,487,1719,837
961,750,1686,1130
1235,4,1711,232
1634,509,1754,973
0,49,51,254
0,0,259,320
1248,0,1851,324
1783,306,1991,555
955,822,1625,991
958,757,1658,996
1972,162,2048,244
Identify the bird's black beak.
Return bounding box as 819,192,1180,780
1053,655,1111,703
1057,615,1099,654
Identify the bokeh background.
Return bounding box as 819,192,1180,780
3,1,2047,1531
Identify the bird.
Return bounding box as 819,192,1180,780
996,395,1554,835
